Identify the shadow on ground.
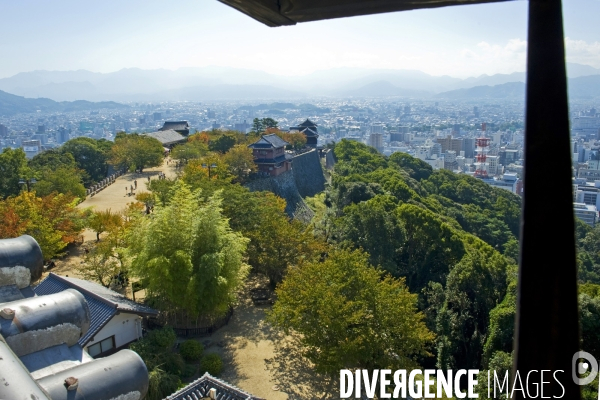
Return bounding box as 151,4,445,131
204,275,339,399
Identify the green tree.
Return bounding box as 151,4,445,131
62,137,110,185
251,118,263,134
29,149,77,172
222,144,256,183
34,166,86,198
388,151,433,181
88,209,122,242
208,135,236,154
147,178,177,206
427,244,509,370
268,248,434,375
130,181,249,317
396,203,465,291
220,188,324,287
130,327,182,400
110,133,164,172
261,117,278,129
76,243,122,287
0,148,28,198
334,195,405,275
171,140,208,162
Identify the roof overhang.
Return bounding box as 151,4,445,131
217,0,512,27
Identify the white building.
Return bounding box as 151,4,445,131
574,202,598,227
34,273,158,358
22,140,42,159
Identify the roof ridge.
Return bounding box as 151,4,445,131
47,273,119,310
165,372,265,399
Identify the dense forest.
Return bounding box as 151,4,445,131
310,139,600,399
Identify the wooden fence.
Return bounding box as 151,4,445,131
147,307,234,338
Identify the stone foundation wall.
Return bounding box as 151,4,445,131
292,149,326,197
246,170,314,222
245,149,327,222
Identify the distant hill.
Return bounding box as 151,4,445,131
0,90,128,116
339,81,433,98
437,75,600,100
568,75,600,99
0,63,597,102
437,82,526,99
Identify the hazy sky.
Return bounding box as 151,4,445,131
1,0,599,79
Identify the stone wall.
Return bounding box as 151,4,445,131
246,170,314,222
245,149,327,222
292,149,326,197
324,148,336,170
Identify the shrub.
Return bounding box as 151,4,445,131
147,327,177,350
179,340,204,362
181,363,198,378
162,352,185,376
200,353,223,376
147,367,181,400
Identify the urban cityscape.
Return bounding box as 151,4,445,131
2,94,600,224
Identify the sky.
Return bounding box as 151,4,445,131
0,0,599,79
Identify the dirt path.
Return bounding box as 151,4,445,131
42,159,178,285
80,158,178,213
199,278,337,400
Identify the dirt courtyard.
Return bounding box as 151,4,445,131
202,277,338,400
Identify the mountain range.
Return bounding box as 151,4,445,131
0,63,598,112
0,90,128,116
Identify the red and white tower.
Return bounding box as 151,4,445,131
474,123,490,178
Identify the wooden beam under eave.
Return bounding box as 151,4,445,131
218,0,513,27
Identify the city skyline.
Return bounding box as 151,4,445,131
1,0,599,79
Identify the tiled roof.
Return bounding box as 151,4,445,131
301,127,318,137
34,274,116,346
145,129,187,145
299,118,317,127
165,372,264,400
161,121,190,131
34,273,157,345
248,134,289,149
58,275,157,315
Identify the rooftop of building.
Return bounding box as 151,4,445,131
574,202,598,211
145,129,187,145
248,134,289,149
165,372,265,400
160,121,190,131
0,235,150,400
34,273,157,346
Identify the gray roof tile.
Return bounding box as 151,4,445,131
248,134,289,149
166,372,264,400
33,274,157,346
145,129,187,145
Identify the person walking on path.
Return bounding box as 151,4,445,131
134,180,138,189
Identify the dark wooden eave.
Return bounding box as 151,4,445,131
218,0,512,27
